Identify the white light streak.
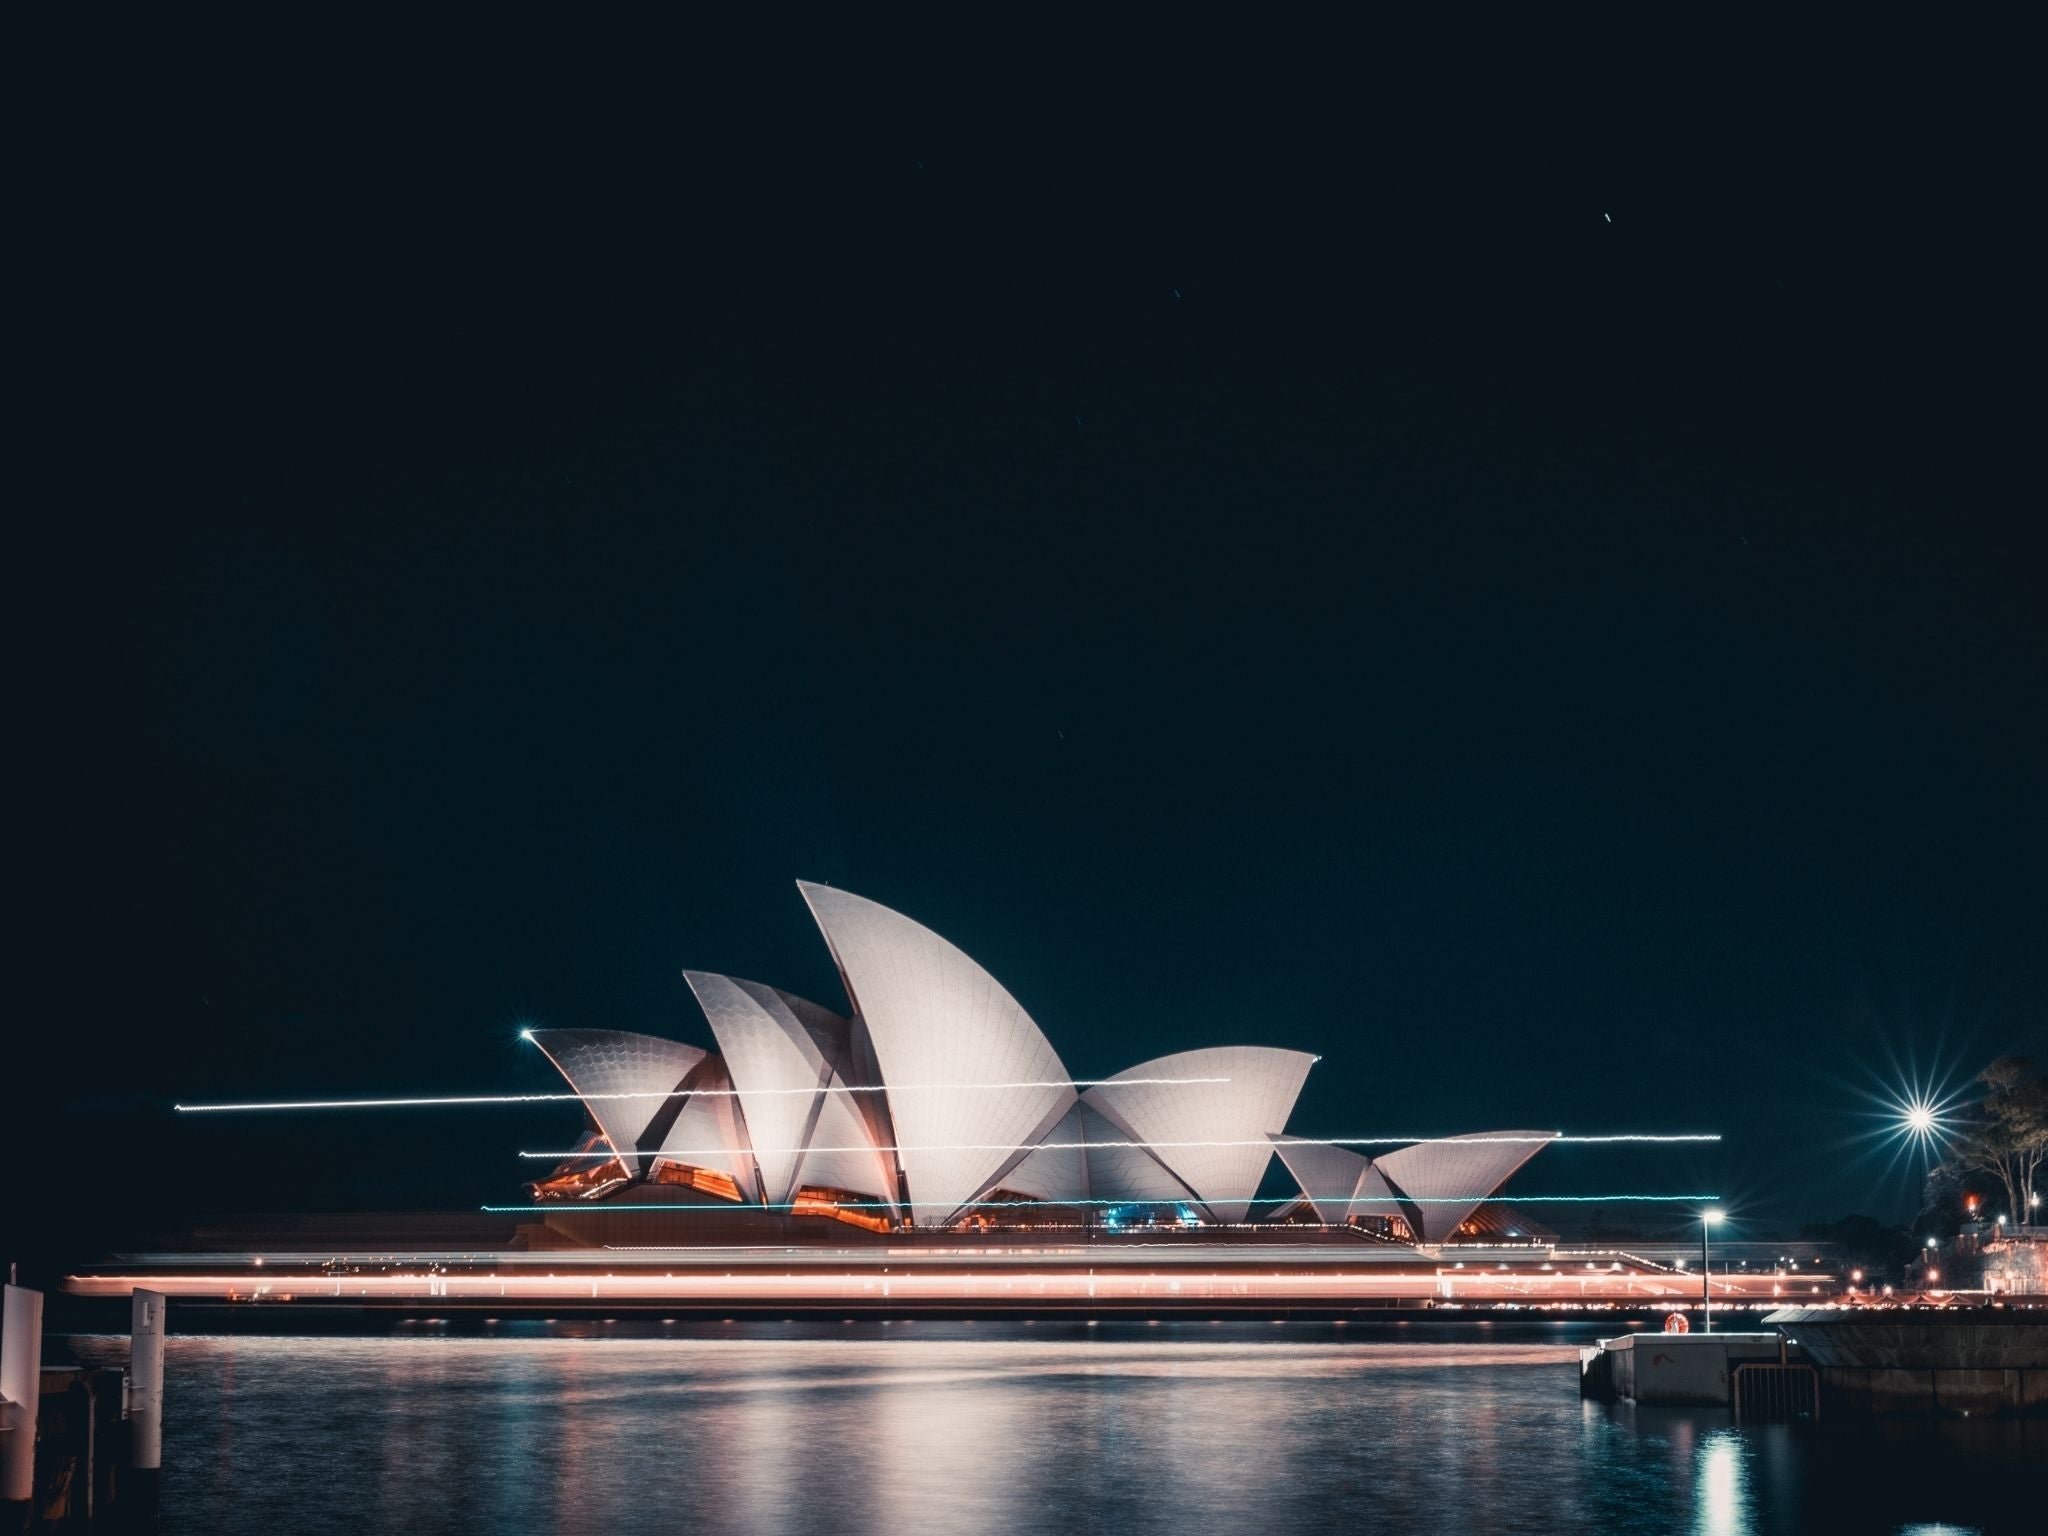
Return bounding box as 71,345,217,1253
174,1076,1230,1113
518,1132,1719,1159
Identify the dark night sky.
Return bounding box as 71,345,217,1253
13,30,2043,1266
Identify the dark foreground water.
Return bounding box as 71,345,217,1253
61,1323,2041,1534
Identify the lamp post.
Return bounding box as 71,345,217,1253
1701,1208,1725,1333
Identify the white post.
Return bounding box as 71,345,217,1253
1,1281,45,1510
1701,1220,1712,1334
130,1290,165,1474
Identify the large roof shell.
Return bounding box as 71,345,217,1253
1371,1131,1559,1243
1348,1162,1411,1228
1269,1135,1373,1225
1085,1047,1316,1222
526,1029,709,1178
793,1089,902,1210
650,1053,761,1201
1000,1101,1200,1207
998,1102,1091,1202
683,972,885,1207
798,882,1077,1225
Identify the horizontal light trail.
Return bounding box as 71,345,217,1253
63,1268,1816,1305
485,1193,1720,1212
174,1077,1230,1113
519,1132,1719,1160
1484,1135,1720,1144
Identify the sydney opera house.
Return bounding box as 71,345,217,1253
516,882,1554,1249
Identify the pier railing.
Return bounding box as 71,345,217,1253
1731,1361,1820,1421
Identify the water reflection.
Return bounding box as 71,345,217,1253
1693,1429,1749,1536
55,1325,2038,1535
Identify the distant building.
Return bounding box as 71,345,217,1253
524,881,1550,1241
1983,1233,2048,1295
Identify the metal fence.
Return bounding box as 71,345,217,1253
1731,1362,1820,1421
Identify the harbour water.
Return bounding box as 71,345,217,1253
57,1322,2041,1534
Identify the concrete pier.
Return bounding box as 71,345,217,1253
129,1290,164,1519
1,1281,44,1529
1584,1308,2048,1417
0,1279,168,1526
1578,1331,1788,1406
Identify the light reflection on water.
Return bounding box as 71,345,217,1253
58,1324,2037,1535
1694,1429,1748,1536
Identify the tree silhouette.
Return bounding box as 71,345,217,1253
1946,1057,2048,1231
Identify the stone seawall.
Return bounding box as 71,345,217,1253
1767,1308,2048,1417
1818,1366,2048,1417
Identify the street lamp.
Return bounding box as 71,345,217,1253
1702,1209,1726,1333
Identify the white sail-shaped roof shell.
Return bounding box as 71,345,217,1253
650,1053,761,1202
1371,1131,1559,1243
683,971,892,1207
1270,1135,1374,1224
1074,1104,1206,1205
526,1029,709,1178
794,1088,901,1211
1085,1048,1316,1222
1348,1162,1411,1228
1000,1101,1199,1207
798,881,1077,1225
999,1102,1091,1201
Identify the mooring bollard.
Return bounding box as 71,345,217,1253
129,1289,166,1520
1,1277,45,1532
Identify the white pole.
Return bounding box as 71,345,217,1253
1,1281,45,1508
1702,1220,1712,1334
130,1290,166,1474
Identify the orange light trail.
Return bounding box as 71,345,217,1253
62,1267,1828,1306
